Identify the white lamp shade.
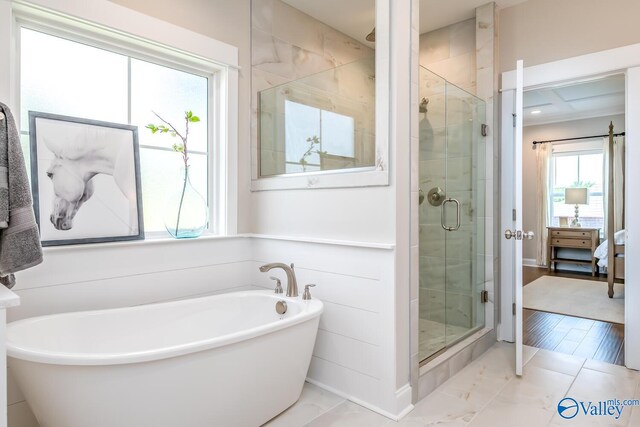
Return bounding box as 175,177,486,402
565,187,588,205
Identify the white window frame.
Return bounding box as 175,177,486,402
0,0,239,236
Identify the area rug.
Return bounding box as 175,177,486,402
523,276,624,324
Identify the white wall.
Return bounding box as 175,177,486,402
624,66,640,370
499,0,640,72
522,114,625,261
250,238,400,414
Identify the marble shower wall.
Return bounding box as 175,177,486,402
251,0,375,175
418,74,483,338
417,13,491,353
419,18,477,96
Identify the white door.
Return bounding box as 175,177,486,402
500,60,532,376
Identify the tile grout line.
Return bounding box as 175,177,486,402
544,357,587,426
456,346,539,426
301,398,348,426
459,366,516,426
425,345,519,426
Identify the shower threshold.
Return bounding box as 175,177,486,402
419,324,484,366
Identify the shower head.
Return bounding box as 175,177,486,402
419,97,429,113
366,28,375,42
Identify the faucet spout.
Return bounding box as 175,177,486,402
259,263,298,297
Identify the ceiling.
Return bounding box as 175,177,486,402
523,74,625,126
282,0,528,45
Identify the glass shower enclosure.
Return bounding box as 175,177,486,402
418,66,487,361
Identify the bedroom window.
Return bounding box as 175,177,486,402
550,149,604,229
19,27,212,235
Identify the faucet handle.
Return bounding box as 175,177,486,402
302,284,316,300
270,276,283,294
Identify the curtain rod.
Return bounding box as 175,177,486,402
532,132,625,145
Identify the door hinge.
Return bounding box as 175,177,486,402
512,303,516,316
480,290,489,303
512,113,517,127
512,209,516,221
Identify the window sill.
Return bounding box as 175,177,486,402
41,233,247,253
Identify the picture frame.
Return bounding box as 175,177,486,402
29,111,144,246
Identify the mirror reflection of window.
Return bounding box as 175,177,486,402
252,0,375,178
283,100,355,173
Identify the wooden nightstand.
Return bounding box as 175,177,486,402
547,227,600,276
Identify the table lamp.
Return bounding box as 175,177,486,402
564,187,588,227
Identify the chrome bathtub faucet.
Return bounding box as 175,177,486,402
259,263,298,297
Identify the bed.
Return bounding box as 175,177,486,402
598,123,625,298
594,229,625,297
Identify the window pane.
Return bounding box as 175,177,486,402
139,149,208,232
554,156,578,190
579,153,603,192
131,59,208,153
285,100,321,166
20,28,128,129
20,29,211,237
18,135,33,190
551,152,604,229
321,110,355,157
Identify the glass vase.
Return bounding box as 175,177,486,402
163,166,208,238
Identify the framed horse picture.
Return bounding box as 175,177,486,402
29,112,144,246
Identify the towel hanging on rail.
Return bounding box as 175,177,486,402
0,102,43,288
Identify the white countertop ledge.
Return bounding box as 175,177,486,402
247,234,396,250
0,286,20,308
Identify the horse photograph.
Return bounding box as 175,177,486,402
29,112,144,246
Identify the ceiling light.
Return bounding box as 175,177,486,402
530,110,542,115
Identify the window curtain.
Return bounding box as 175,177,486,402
603,136,625,240
536,143,551,266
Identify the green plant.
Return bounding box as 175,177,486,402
146,110,200,167
299,136,326,171
146,110,201,235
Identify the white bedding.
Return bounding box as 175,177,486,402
595,229,626,267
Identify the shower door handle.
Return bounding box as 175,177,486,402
441,198,460,231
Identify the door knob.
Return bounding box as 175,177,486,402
505,230,534,240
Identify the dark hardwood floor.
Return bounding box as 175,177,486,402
523,266,625,366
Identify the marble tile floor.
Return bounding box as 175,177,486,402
418,318,472,360
264,342,640,427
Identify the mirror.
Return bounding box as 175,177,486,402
251,0,381,188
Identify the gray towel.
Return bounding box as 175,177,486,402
0,102,43,288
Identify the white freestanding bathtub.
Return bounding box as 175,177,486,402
7,290,323,427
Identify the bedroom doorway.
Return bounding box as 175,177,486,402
501,46,640,372
519,74,627,365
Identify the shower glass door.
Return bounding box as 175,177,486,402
418,66,486,362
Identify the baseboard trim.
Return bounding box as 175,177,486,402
523,258,545,268
304,378,414,421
